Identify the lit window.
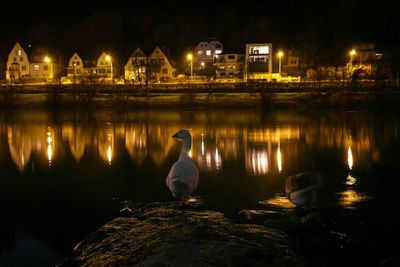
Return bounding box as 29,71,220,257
34,65,39,71
206,50,211,56
18,50,22,56
215,50,222,54
198,50,203,55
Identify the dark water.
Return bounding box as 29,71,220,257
0,108,399,266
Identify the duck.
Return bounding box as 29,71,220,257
166,129,199,200
285,171,323,207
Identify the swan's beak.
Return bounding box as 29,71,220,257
172,133,178,138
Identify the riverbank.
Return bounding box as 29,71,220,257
1,84,400,109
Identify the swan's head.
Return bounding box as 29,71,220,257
172,129,191,140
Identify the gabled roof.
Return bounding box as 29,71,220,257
128,47,147,58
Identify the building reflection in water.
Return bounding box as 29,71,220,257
47,128,53,166
0,110,392,179
277,145,282,173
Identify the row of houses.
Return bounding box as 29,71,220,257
4,39,384,84
5,43,177,84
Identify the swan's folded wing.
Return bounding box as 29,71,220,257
167,161,198,184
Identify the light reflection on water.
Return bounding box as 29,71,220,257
1,109,400,264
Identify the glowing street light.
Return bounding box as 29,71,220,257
44,56,53,80
349,49,356,64
105,54,113,82
277,51,284,76
187,53,193,79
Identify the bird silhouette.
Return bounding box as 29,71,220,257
285,171,323,207
166,129,199,200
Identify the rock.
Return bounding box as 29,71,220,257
59,202,307,266
239,209,286,224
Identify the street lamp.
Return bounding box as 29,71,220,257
349,49,356,64
105,54,113,82
44,56,53,81
277,51,284,76
348,49,357,78
187,53,193,79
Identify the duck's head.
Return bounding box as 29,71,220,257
172,129,191,140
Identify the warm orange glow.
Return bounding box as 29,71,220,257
277,145,282,173
347,146,353,170
187,53,193,61
349,49,356,56
107,145,112,165
277,51,284,58
105,55,112,61
44,56,51,63
47,131,53,165
339,190,368,208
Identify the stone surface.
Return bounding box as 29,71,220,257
59,201,306,266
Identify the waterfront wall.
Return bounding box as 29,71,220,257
1,84,400,109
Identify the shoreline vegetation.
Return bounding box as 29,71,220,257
1,82,400,110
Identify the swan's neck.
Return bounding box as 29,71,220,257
179,136,191,160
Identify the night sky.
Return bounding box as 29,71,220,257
1,0,399,69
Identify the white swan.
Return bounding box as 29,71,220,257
285,171,323,207
166,129,199,200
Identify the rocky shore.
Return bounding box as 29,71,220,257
57,198,400,266
58,200,307,266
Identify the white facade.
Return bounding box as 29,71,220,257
124,48,147,82
245,43,273,80
194,39,223,65
149,46,176,82
6,42,30,80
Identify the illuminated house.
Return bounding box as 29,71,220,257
244,43,274,81
6,42,30,81
352,43,382,63
281,50,301,76
124,48,147,83
6,42,63,82
63,52,113,84
29,46,64,80
124,47,176,83
215,54,245,79
193,38,223,69
148,47,176,82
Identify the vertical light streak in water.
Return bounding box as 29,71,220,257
107,133,113,165
47,131,53,165
250,149,268,175
346,146,357,186
107,145,112,165
189,150,192,158
347,146,353,170
201,134,205,156
215,148,221,170
277,145,282,173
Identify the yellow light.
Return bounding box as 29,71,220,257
44,56,51,63
187,53,193,61
277,145,282,173
105,55,112,61
349,49,356,56
347,146,353,170
277,51,284,58
107,145,112,165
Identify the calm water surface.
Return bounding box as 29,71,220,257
1,108,400,266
